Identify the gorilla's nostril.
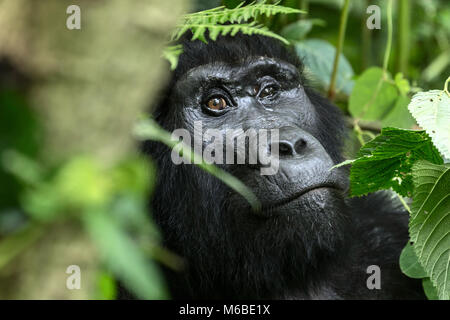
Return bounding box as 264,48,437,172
294,139,307,154
279,142,292,154
277,141,295,156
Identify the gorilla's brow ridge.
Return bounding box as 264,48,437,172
183,56,300,85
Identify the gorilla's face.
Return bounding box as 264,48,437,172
171,56,348,219
152,53,351,296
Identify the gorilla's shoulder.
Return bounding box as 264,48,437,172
349,192,410,255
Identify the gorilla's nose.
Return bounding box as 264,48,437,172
269,127,308,157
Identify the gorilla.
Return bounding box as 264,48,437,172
142,33,425,299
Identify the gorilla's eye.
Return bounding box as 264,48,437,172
259,85,278,99
207,97,228,111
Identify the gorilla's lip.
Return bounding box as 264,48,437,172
257,183,343,215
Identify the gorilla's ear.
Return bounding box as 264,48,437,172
304,87,346,163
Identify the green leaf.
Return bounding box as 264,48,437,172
280,19,324,41
1,150,44,186
423,278,440,300
97,271,118,300
394,72,411,96
182,22,291,45
410,160,450,300
162,45,183,70
182,1,303,27
408,90,450,159
21,183,64,221
344,128,443,197
400,243,427,279
294,39,354,95
173,1,303,43
349,67,398,121
54,156,112,209
83,209,168,299
381,94,416,128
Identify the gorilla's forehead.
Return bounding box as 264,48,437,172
179,56,300,85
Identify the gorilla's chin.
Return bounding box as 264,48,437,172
225,188,350,293
256,186,346,218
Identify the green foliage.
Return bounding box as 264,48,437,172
162,45,184,71
177,1,302,31
400,243,427,279
280,19,325,42
399,242,440,299
165,1,304,69
294,39,354,96
97,271,118,300
349,67,416,128
409,160,450,300
344,75,450,299
84,208,167,299
1,152,166,299
0,90,40,208
407,78,450,159
423,277,440,300
334,128,442,197
177,21,289,44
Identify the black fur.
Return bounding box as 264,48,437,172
141,33,425,300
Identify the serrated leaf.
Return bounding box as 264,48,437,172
294,39,354,95
346,128,443,197
408,90,450,159
410,160,450,300
349,67,398,121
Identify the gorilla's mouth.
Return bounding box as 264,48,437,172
257,183,344,216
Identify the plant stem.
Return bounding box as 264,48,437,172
299,0,308,19
361,0,371,70
397,194,411,214
382,0,393,77
327,0,350,101
396,0,410,76
445,76,450,97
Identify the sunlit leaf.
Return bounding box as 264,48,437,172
410,160,450,300
408,89,450,159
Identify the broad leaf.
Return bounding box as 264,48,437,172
345,128,442,197
408,90,450,159
400,243,428,279
410,160,450,300
381,95,416,129
280,19,324,41
294,39,354,95
423,278,440,300
349,67,398,121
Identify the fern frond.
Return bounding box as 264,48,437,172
172,1,304,41
165,1,304,69
184,1,302,25
162,45,183,70
185,22,290,45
